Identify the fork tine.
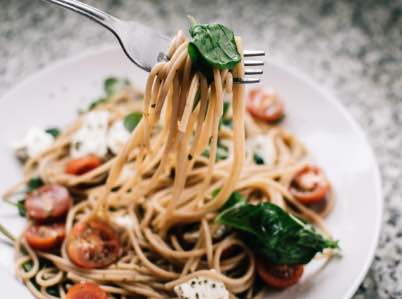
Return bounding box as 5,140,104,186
244,50,265,57
233,77,260,84
244,60,264,66
244,68,263,75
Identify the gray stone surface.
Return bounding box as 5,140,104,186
1,0,401,298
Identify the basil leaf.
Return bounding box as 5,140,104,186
188,44,214,82
222,101,230,116
189,24,241,70
202,142,229,161
46,287,59,297
86,77,131,112
17,199,26,217
22,260,33,272
219,101,232,129
216,143,229,160
211,188,221,198
27,177,44,193
123,112,143,132
253,153,265,165
88,97,108,111
104,77,130,96
11,177,44,217
219,191,246,212
45,128,60,138
217,202,338,265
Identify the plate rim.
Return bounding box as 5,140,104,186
0,45,383,299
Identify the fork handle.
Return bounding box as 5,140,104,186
41,0,120,32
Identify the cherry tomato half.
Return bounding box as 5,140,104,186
25,184,72,222
65,155,103,176
290,165,330,204
256,258,304,289
25,223,65,251
247,88,285,123
66,219,121,269
66,282,108,299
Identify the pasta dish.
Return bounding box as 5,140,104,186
1,22,338,299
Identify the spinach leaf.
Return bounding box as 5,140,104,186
202,142,229,161
27,177,44,192
253,153,265,165
88,97,108,111
22,260,33,272
211,188,221,198
212,190,245,211
104,77,130,96
189,24,241,71
17,199,26,217
217,201,338,265
188,44,214,82
123,112,143,132
219,101,232,128
46,287,59,297
7,177,44,217
45,128,61,138
219,191,246,212
87,77,131,111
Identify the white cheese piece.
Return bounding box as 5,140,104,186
82,110,110,131
70,111,109,159
112,214,135,229
174,276,229,299
13,127,55,160
107,120,131,155
246,134,276,166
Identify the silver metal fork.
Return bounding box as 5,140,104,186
41,0,265,83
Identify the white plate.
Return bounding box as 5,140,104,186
0,46,382,299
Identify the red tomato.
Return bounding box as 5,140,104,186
290,165,330,204
65,155,103,175
256,258,304,289
25,223,65,251
66,282,108,299
25,184,72,221
66,219,121,269
247,88,285,123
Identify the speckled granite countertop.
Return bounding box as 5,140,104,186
1,0,401,298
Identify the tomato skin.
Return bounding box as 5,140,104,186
25,184,72,221
247,88,285,123
290,165,330,204
25,223,65,251
256,258,304,289
66,282,108,299
66,219,121,269
65,155,103,175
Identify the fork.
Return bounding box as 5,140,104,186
41,0,265,83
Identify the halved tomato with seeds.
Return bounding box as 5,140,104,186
25,184,72,221
247,88,285,123
290,165,330,204
66,219,121,269
25,223,65,251
256,258,304,289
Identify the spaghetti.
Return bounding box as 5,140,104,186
4,28,336,299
